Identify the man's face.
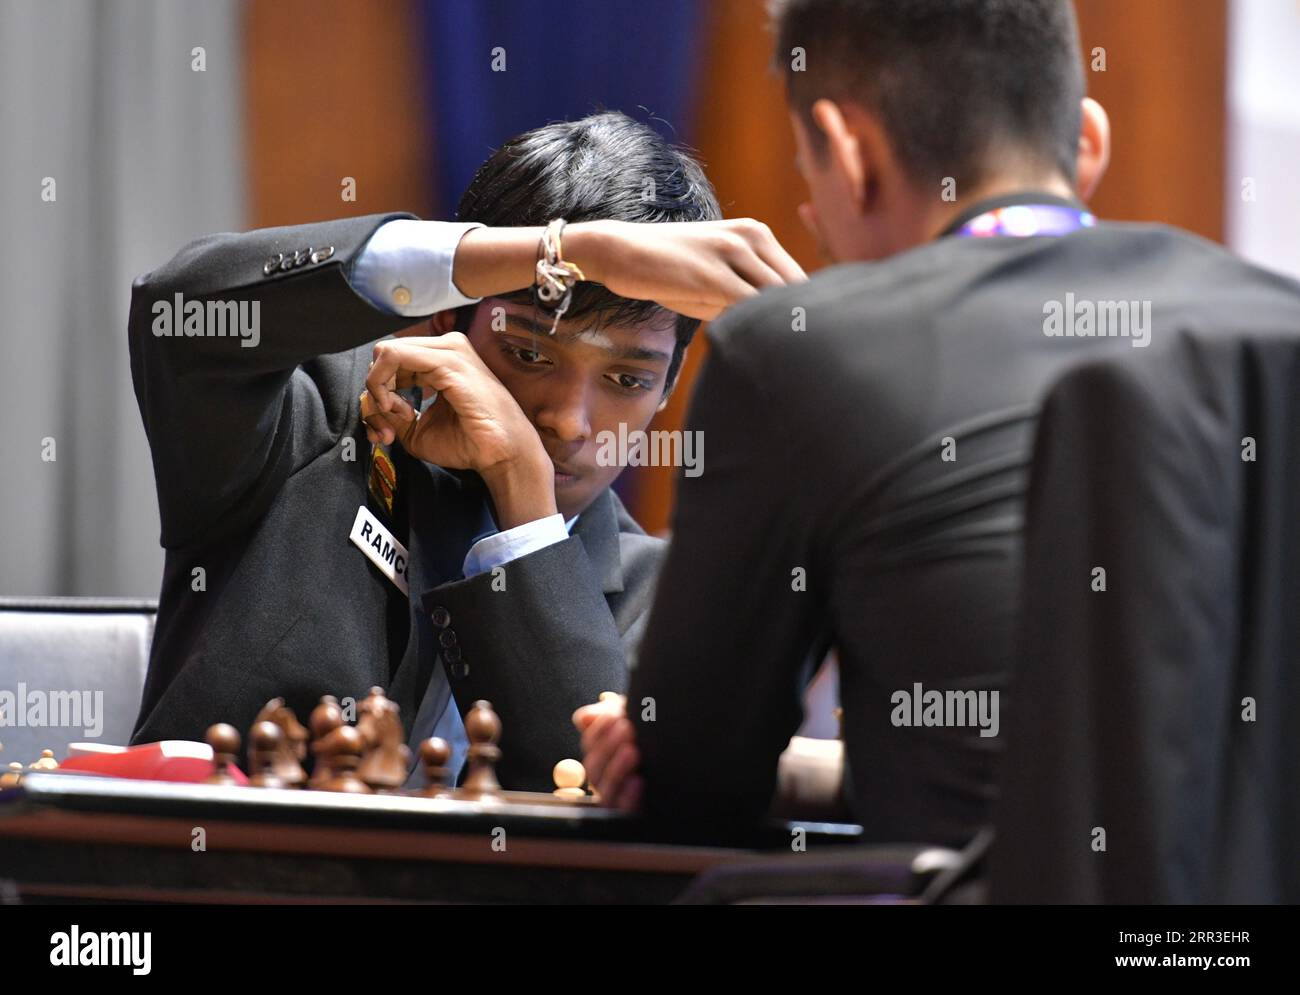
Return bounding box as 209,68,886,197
464,301,676,519
791,110,856,264
790,108,884,263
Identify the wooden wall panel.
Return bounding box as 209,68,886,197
244,0,435,228
1074,0,1227,241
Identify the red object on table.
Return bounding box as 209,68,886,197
56,741,248,785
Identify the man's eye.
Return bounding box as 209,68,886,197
505,344,548,365
609,372,653,391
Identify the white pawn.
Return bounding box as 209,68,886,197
552,758,588,800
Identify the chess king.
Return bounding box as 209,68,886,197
127,111,805,788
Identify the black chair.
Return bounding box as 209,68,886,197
992,330,1300,903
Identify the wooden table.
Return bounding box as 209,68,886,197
0,773,863,904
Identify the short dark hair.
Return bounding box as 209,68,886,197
455,111,721,391
771,0,1085,190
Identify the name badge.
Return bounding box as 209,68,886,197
349,505,409,595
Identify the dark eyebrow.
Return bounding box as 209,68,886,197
501,313,672,365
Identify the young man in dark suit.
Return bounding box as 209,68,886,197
128,112,804,788
580,0,1300,844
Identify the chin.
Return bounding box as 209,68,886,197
555,490,595,521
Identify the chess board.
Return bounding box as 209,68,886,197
0,770,862,904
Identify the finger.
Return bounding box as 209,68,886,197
580,710,618,759
361,392,392,444
368,341,461,412
648,297,725,321
575,692,626,733
368,339,456,410
614,774,644,813
581,713,626,788
707,263,761,308
752,229,808,284
729,248,786,292
359,390,381,422
591,719,638,799
362,387,415,445
600,738,641,799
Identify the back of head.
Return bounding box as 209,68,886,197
455,111,722,386
771,0,1085,190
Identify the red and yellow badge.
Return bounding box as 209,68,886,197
368,445,397,515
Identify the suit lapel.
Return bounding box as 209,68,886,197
385,450,492,738
572,488,625,595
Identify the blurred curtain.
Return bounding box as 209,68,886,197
0,0,245,597
1227,0,1300,281
417,0,707,219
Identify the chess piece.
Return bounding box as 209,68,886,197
416,737,453,798
552,759,587,800
356,687,396,746
0,762,23,790
252,697,308,787
309,695,345,789
28,749,59,771
356,687,410,792
205,724,242,785
248,721,288,788
315,724,371,794
460,700,502,799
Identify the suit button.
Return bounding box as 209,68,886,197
263,252,283,275
430,606,450,628
439,629,458,648
293,247,311,267
279,255,293,272
310,245,335,264
444,643,462,663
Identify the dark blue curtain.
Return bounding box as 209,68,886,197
418,0,708,217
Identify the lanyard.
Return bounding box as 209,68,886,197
955,203,1096,239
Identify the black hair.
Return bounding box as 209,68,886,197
455,111,722,391
770,0,1085,189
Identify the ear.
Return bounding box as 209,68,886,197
429,309,458,334
809,99,870,213
1075,97,1111,201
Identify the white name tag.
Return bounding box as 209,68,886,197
349,505,409,595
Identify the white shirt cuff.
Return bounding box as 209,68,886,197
462,513,568,578
351,219,485,317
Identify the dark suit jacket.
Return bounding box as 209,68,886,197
628,194,1300,846
127,212,663,788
